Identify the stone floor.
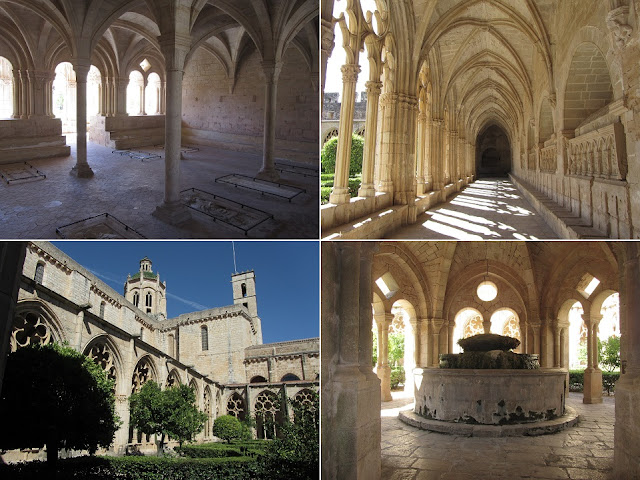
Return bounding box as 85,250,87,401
387,178,558,240
381,391,614,480
0,136,318,239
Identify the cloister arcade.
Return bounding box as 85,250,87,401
321,0,640,240
322,240,640,479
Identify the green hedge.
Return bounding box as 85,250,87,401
0,456,260,480
568,370,620,395
321,134,364,175
176,441,268,459
390,367,405,389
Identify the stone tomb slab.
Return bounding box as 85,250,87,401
0,162,46,184
56,213,146,239
180,187,274,236
215,173,305,202
275,161,319,178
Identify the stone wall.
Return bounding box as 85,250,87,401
0,118,69,164
182,47,318,165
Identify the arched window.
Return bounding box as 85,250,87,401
127,70,144,115
251,375,268,383
145,292,152,307
0,56,14,118
34,263,44,284
133,292,139,307
241,283,247,297
255,390,283,440
227,392,246,420
99,301,105,318
140,327,144,341
201,325,208,351
281,373,300,382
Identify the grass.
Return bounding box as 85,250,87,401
320,173,362,204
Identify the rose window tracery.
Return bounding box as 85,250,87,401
227,392,246,420
88,342,117,389
131,359,152,393
10,311,52,352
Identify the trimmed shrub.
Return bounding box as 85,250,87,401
321,134,364,176
176,440,268,459
602,371,620,395
457,333,520,352
321,187,331,204
390,367,405,389
212,415,244,444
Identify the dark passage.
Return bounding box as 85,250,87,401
476,125,511,177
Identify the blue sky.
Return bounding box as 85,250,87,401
51,241,319,344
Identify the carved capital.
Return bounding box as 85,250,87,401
341,64,361,83
607,6,633,49
321,20,336,54
365,80,382,97
261,61,283,83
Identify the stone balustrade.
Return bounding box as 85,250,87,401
567,122,626,180
540,144,557,173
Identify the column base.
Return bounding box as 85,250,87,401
583,367,603,404
70,163,94,178
614,369,640,479
152,201,191,226
377,365,392,402
256,167,280,182
329,187,350,205
357,184,375,198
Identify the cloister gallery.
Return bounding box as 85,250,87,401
321,0,640,240
322,240,640,479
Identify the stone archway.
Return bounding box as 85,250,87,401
475,125,511,176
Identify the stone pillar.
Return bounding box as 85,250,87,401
582,313,603,404
554,325,561,368
532,325,541,356
615,243,640,478
140,80,146,115
375,312,393,402
71,61,94,178
320,18,335,102
358,80,382,197
256,61,282,182
321,241,381,480
153,35,191,225
416,111,427,195
330,64,360,204
405,318,419,394
19,70,28,119
115,77,128,115
431,318,444,367
431,119,444,192
374,93,395,194
11,70,20,118
160,81,166,114
74,310,85,349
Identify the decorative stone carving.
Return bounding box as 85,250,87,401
88,342,117,389
227,392,246,418
131,359,152,393
607,7,633,49
340,64,361,84
567,122,626,180
540,144,557,173
528,150,537,170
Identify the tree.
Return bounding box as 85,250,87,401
129,381,206,454
212,415,244,443
0,343,120,472
599,335,621,372
320,134,364,176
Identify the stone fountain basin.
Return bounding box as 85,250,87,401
413,367,567,426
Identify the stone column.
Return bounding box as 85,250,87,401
321,241,381,480
160,81,166,114
11,70,20,118
405,318,419,394
153,34,191,225
71,61,94,178
554,325,561,368
416,111,427,195
358,80,382,197
431,318,444,367
582,313,603,404
18,70,28,119
615,243,640,478
320,18,335,101
330,64,360,204
375,312,393,402
115,77,128,116
374,93,395,194
532,325,541,356
140,80,146,115
74,310,85,349
431,119,444,192
256,61,282,181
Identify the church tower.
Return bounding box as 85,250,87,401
231,270,262,344
124,257,167,320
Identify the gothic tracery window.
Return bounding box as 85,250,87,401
255,390,282,440
87,341,117,391
132,358,153,393
166,370,180,388
204,387,212,435
227,392,246,420
10,311,53,352
0,56,13,118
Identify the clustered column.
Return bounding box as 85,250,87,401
430,318,444,367
374,312,393,402
358,80,382,197
330,64,360,204
582,312,603,404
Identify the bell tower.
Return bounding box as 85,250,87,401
124,257,167,320
231,270,262,343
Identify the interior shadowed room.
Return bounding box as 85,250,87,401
322,240,640,480
0,0,318,239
